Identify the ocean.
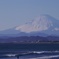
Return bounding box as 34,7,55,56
0,43,59,59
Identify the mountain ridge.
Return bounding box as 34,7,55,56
0,14,59,36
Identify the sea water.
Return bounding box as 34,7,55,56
0,43,59,59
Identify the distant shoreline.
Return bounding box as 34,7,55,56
0,41,59,44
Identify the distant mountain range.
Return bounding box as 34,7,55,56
0,14,59,42
0,14,59,36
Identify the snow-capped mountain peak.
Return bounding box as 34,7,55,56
0,14,59,36
15,15,58,33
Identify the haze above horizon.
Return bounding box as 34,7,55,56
0,0,59,31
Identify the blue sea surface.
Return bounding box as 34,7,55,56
0,43,59,59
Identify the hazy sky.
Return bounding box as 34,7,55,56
0,0,59,30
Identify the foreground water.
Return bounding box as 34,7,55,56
0,43,59,59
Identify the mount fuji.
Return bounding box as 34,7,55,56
0,14,59,37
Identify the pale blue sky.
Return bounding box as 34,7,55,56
0,0,59,30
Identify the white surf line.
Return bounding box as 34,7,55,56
5,54,17,57
29,55,59,59
38,51,59,53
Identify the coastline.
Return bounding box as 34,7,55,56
0,41,59,44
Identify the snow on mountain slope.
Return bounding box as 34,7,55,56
0,14,59,36
15,15,59,33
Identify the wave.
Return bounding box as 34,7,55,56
5,54,16,57
29,55,59,59
0,51,59,58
